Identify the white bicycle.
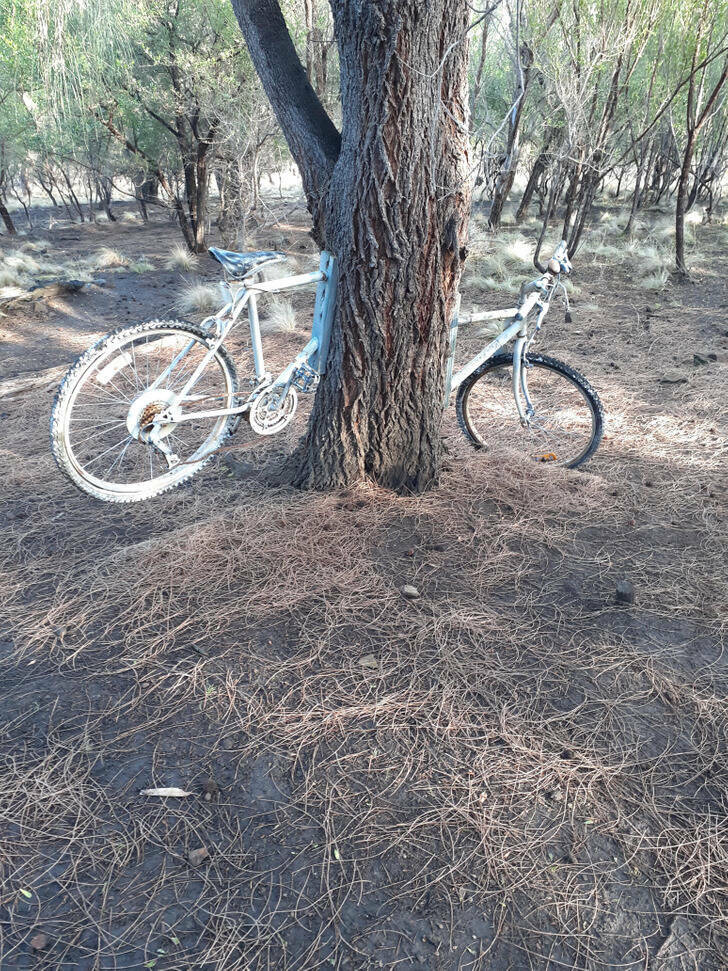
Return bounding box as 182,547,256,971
50,241,603,502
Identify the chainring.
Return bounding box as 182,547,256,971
247,386,298,436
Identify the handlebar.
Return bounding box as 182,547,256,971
516,241,573,318
534,240,571,275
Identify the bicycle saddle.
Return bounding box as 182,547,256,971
208,247,287,280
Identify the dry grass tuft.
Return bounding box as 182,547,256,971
261,256,299,281
2,251,41,275
501,235,533,267
90,246,130,270
120,210,142,223
584,238,622,261
174,279,224,314
468,273,520,294
638,269,670,291
164,244,198,272
261,295,297,332
0,266,22,287
129,258,154,274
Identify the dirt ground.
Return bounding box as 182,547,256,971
0,197,727,970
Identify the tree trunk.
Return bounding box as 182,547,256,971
515,126,557,223
304,0,315,84
0,198,16,234
471,17,488,111
675,130,696,277
489,44,532,230
59,168,84,221
623,160,644,237
232,0,471,492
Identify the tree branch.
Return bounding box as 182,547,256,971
230,0,341,242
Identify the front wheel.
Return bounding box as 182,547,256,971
455,352,603,469
51,320,240,502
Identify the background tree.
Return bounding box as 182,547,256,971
672,0,728,275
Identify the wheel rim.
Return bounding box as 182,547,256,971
61,328,234,496
463,360,597,467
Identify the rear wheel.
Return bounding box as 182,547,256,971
51,320,240,502
456,352,603,468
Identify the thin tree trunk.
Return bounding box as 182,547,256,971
489,44,533,230
515,126,557,223
675,131,696,276
624,151,647,236
471,17,488,110
193,146,210,253
304,0,315,84
59,168,84,221
36,169,58,207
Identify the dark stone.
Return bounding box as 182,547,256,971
615,580,635,605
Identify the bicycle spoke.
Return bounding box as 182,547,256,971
84,434,134,468
106,437,134,476
79,421,129,446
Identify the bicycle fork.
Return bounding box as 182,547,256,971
512,300,549,426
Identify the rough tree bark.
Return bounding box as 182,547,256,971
231,0,471,492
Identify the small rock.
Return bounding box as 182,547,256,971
693,353,709,366
401,584,420,599
30,932,48,950
188,847,210,866
358,654,379,670
615,580,635,605
658,370,688,385
202,779,219,800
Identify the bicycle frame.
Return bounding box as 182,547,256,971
159,251,338,424
157,249,559,429
446,280,554,424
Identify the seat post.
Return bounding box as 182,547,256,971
247,290,266,381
